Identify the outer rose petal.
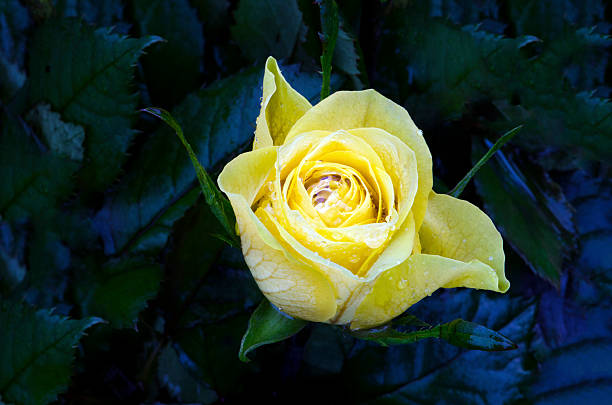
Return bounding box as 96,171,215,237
253,57,312,150
351,254,502,329
218,147,336,322
285,90,433,229
419,192,510,292
351,192,510,329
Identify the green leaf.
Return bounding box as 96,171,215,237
142,107,239,247
351,315,516,351
76,257,162,328
28,18,162,190
0,301,102,405
0,0,29,101
231,0,303,61
25,103,85,161
448,125,522,197
157,344,218,404
472,139,576,286
133,0,204,106
94,63,322,256
0,112,78,221
318,0,339,100
239,299,307,362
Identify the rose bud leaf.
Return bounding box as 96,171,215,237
350,315,517,351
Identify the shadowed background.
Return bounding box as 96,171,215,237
0,0,611,404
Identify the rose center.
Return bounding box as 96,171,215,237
307,173,349,207
303,169,377,227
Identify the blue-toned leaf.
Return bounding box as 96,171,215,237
346,291,536,404
472,139,577,286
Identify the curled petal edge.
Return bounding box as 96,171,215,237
253,57,312,150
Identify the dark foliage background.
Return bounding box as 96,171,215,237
1,0,611,404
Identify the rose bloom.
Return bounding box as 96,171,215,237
219,57,509,329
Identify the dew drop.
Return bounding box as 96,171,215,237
397,279,408,290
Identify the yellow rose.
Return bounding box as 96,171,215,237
218,57,510,330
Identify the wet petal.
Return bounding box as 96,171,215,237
257,206,364,320
351,254,502,330
285,90,432,228
364,212,416,278
218,147,336,322
253,57,312,150
347,128,418,227
419,192,510,292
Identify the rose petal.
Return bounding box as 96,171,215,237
285,90,432,229
253,57,312,150
350,253,503,329
419,191,510,293
256,206,364,320
218,147,337,322
347,128,418,228
361,212,416,278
